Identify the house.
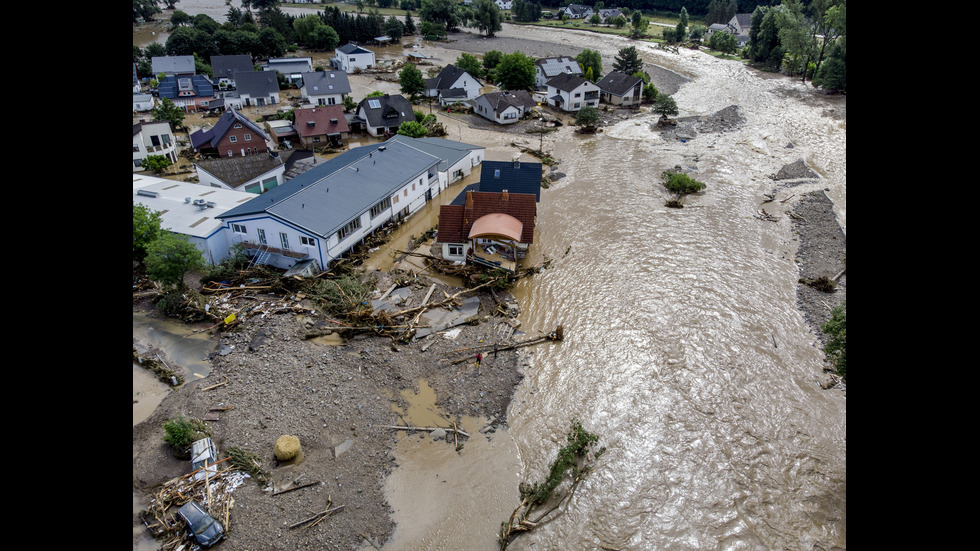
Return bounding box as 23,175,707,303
224,70,280,108
534,56,584,88
133,120,178,171
264,57,314,85
300,70,352,107
494,0,512,9
133,92,155,113
596,71,644,107
193,150,295,194
156,74,216,112
190,108,271,158
436,171,538,271
473,90,537,125
133,63,142,93
545,73,600,111
133,174,256,266
383,134,486,188
215,140,449,271
356,94,415,137
210,55,253,89
151,55,195,77
598,8,623,23
730,13,753,37
425,64,483,104
560,4,594,19
477,159,543,202
292,105,350,148
332,44,376,73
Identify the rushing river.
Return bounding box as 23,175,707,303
136,5,844,549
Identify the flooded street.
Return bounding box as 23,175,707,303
135,5,844,550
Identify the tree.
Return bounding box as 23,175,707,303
575,105,600,132
629,10,648,38
152,97,186,130
404,12,417,36
134,204,163,263
134,0,162,23
419,0,461,33
660,171,705,208
258,27,288,57
308,24,340,50
495,51,536,90
575,49,602,82
813,37,845,92
612,46,643,76
143,155,173,173
384,15,405,41
397,120,429,138
821,301,846,381
708,30,738,54
775,0,818,80
170,9,192,28
511,0,541,23
145,232,206,290
652,94,678,118
471,0,502,37
456,52,484,79
589,13,601,26
675,7,688,42
748,5,784,72
399,63,426,98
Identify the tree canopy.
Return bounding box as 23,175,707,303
133,204,163,263
399,63,426,98
821,301,846,381
612,46,643,76
152,97,186,130
145,232,206,290
495,51,536,91
575,49,602,82
470,0,503,37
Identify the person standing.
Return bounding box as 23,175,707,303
475,352,482,368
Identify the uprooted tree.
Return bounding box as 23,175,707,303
660,170,706,208
498,421,605,550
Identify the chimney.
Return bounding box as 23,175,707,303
502,189,509,201
465,190,473,209
514,158,520,169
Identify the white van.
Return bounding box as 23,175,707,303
190,437,218,481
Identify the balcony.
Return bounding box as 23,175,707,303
239,240,308,260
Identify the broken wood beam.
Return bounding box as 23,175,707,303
273,480,321,496
383,424,471,438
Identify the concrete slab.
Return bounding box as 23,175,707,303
415,296,481,338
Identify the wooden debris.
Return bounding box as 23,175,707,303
383,424,471,438
273,480,321,496
289,497,345,529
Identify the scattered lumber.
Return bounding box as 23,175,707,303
382,424,471,438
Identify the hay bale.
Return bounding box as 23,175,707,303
275,435,301,460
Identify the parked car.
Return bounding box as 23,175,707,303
190,437,218,482
177,501,225,547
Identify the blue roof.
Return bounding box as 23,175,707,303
477,161,543,202
217,141,441,237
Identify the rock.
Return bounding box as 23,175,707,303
430,428,447,441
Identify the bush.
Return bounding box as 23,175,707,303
661,171,706,195
163,417,212,455
821,301,846,381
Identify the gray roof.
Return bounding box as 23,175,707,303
477,90,536,115
211,55,253,80
357,94,415,129
426,65,481,92
152,55,195,75
233,70,280,96
535,57,583,78
734,13,753,28
477,160,543,202
546,72,591,92
301,70,351,96
217,141,441,237
191,109,269,149
596,71,644,96
384,135,483,168
265,57,313,74
337,43,373,56
194,151,291,189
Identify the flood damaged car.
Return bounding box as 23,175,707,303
177,501,225,547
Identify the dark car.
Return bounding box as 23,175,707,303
177,501,224,547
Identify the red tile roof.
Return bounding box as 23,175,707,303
437,191,536,244
293,105,350,139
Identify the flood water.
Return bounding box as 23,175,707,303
136,5,844,550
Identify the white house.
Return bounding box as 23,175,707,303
357,94,415,138
333,44,376,73
494,0,512,9
534,56,584,88
133,92,155,113
560,4,593,19
383,134,486,188
425,65,483,104
194,151,289,194
133,174,257,266
472,90,537,125
300,70,352,107
133,120,178,171
215,140,449,271
545,73,600,112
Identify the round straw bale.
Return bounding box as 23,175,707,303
274,435,301,460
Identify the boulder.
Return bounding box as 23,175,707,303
275,435,301,460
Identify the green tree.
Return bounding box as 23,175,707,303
170,9,192,28
574,105,600,132
344,95,358,112
629,11,648,38
495,51,536,90
385,15,405,40
455,52,484,79
308,24,340,50
575,49,602,82
404,12,417,36
708,30,738,54
748,5,784,72
293,14,325,45
258,27,288,57
611,15,626,28
821,301,846,381
143,155,173,173
660,171,705,207
589,13,601,26
813,37,845,92
152,97,186,130
775,0,818,80
419,0,461,32
144,42,167,59
612,46,643,75
675,7,688,42
399,63,426,98
133,204,163,263
134,0,162,23
397,120,429,138
145,232,206,290
470,0,502,37
653,94,678,118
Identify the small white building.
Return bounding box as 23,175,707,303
333,44,376,73
545,73,600,112
133,120,178,172
300,70,352,107
133,174,256,266
425,65,483,104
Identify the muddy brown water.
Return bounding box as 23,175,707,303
136,5,845,550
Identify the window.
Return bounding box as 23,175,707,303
574,92,581,98
370,197,391,218
337,217,362,240
300,236,317,247
229,135,237,143
412,183,416,191
403,189,408,197
232,223,247,234
228,150,233,157
392,194,399,204
234,123,242,129
244,134,252,141
449,245,463,256
280,232,289,249
368,99,381,109
258,229,266,245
